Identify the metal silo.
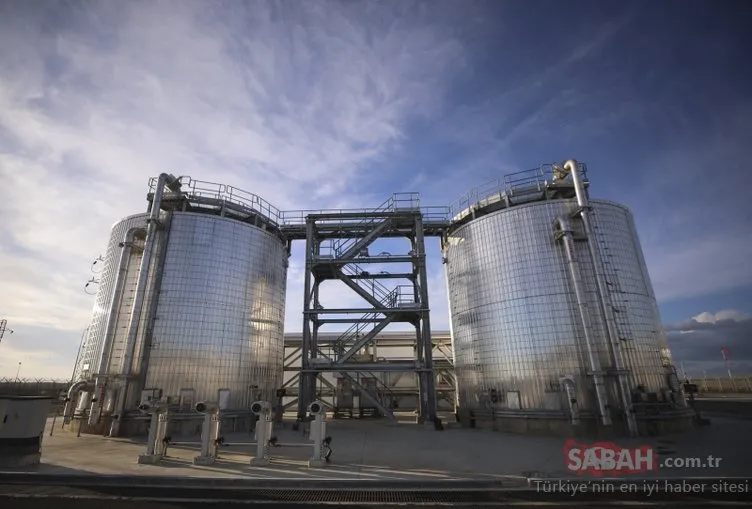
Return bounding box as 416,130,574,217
443,160,694,437
74,213,149,386
71,175,288,436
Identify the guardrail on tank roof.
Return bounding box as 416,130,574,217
149,163,587,230
447,163,589,220
148,176,285,226
151,177,451,226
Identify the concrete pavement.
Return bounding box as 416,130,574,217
7,412,745,481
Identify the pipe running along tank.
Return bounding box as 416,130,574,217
442,161,693,437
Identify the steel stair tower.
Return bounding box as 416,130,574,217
297,193,438,424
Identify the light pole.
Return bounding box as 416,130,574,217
12,361,22,393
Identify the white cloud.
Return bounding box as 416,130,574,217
692,310,751,325
0,1,467,377
665,310,752,374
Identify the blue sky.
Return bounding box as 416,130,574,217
0,0,750,379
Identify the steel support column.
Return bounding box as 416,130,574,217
414,214,437,423
298,218,317,420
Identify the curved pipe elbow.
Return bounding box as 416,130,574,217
554,215,574,234
562,159,588,208
159,173,181,192
563,159,578,174
120,227,143,247
67,380,88,399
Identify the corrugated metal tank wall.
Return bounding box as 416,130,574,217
444,199,670,415
141,213,287,409
74,214,149,381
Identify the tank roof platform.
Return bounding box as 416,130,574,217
144,162,590,241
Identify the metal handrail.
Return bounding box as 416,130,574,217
328,283,421,363
148,177,450,227
393,285,418,306
331,194,395,256
353,371,397,405
341,263,392,302
147,163,588,232
331,286,400,360
446,162,589,220
149,176,284,226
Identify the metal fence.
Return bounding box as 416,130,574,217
1,375,751,399
688,376,752,393
0,378,70,397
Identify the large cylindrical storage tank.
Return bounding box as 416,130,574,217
444,170,694,437
141,212,287,408
73,177,288,436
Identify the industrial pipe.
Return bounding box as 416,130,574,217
561,378,580,426
563,159,588,209
111,173,178,436
554,215,612,426
88,228,142,426
62,380,88,421
563,159,638,437
95,228,142,376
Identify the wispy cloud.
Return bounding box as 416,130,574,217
0,13,462,286
0,0,470,376
1,1,750,378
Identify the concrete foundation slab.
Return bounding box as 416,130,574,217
6,412,751,481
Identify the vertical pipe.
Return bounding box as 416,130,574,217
96,229,139,376
563,160,638,437
145,412,159,456
136,213,174,399
110,173,174,436
89,228,140,427
198,413,213,458
122,175,168,375
555,216,612,426
564,159,589,209
155,413,169,457
563,381,580,426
